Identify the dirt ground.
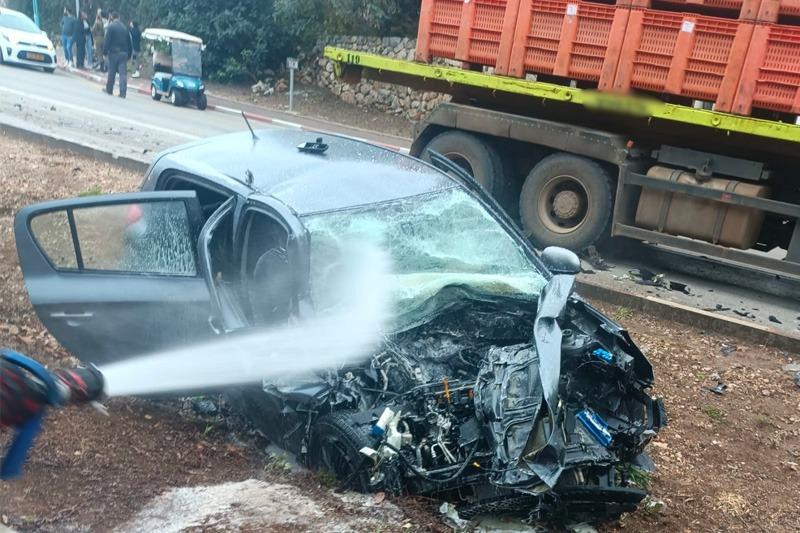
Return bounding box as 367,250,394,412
0,133,798,532
204,80,415,139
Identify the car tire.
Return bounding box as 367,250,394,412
307,412,373,492
44,67,55,73
151,85,161,101
197,93,207,110
421,131,511,208
519,153,613,251
169,90,182,106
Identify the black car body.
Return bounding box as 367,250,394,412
14,130,665,523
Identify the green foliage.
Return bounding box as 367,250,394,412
10,0,418,82
704,405,727,422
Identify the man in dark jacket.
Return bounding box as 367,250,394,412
73,11,86,69
103,12,132,98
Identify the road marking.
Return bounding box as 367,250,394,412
0,84,200,141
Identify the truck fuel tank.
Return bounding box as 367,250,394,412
634,166,769,250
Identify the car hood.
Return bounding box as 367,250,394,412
0,27,51,46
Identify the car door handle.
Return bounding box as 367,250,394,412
50,312,94,319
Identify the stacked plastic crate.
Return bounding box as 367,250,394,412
415,0,800,117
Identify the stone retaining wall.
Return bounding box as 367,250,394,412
303,36,450,122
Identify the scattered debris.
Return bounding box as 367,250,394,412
629,268,666,288
721,344,738,356
643,496,667,515
191,398,219,416
768,315,782,324
580,245,612,271
708,382,727,395
733,309,756,319
438,502,469,530
668,281,691,294
781,363,800,373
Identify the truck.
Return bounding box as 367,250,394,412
322,0,800,284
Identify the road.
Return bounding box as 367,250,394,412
0,63,408,164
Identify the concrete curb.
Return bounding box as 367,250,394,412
577,280,800,353
63,67,410,153
0,120,150,174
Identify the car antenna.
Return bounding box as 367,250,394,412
242,111,259,140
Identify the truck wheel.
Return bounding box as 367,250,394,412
421,131,510,207
519,154,613,251
307,412,372,492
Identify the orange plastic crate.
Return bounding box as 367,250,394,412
732,23,800,115
506,0,630,86
613,10,752,110
416,0,463,62
627,0,761,19
416,0,519,71
755,0,800,21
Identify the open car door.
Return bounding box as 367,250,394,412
14,191,216,365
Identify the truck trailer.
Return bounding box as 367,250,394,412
324,0,800,281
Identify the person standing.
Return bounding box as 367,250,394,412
73,11,86,69
92,10,105,71
129,21,142,78
103,12,132,98
60,7,76,67
83,12,93,68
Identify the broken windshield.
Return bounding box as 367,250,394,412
302,187,547,329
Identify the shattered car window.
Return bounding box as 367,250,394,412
302,187,547,328
73,201,196,275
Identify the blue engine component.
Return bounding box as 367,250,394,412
591,347,614,363
577,409,613,448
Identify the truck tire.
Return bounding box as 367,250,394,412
421,131,510,207
307,412,373,492
519,154,613,251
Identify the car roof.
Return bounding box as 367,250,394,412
142,28,203,45
162,129,455,215
0,8,27,17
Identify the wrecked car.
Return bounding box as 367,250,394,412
14,129,665,523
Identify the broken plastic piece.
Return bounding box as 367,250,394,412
359,446,378,459
707,382,727,395
591,348,614,363
577,409,612,447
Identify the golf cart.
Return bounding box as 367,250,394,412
144,28,207,110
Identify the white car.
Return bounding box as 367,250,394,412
0,8,56,73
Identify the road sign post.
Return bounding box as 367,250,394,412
287,57,298,113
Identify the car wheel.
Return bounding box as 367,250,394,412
519,153,614,251
421,131,511,208
169,90,182,106
151,85,161,101
197,93,207,110
307,412,372,492
44,67,55,73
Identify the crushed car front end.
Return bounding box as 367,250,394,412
250,178,666,524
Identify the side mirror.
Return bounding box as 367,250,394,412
540,246,580,276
